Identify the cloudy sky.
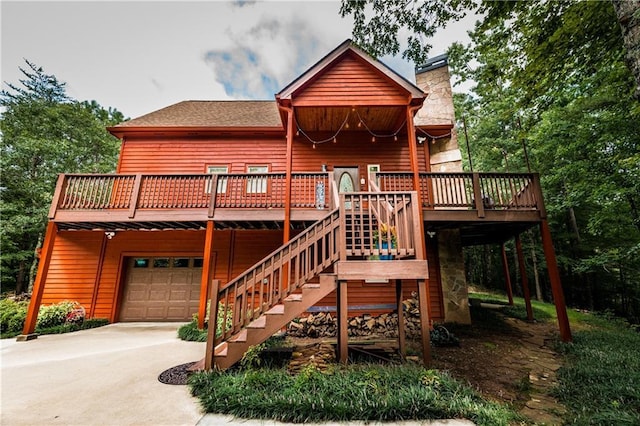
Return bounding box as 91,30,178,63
2,1,476,120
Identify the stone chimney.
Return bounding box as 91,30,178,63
415,54,471,325
414,55,463,173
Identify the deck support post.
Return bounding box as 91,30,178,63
540,220,572,342
19,222,58,339
198,221,216,329
282,106,294,243
395,279,406,358
515,234,534,321
204,279,220,370
337,280,348,364
500,243,514,306
416,278,431,366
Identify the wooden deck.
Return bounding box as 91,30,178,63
49,171,546,242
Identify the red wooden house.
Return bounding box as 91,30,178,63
21,40,571,369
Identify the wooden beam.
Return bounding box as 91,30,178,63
416,279,431,366
515,235,534,321
282,106,294,243
20,222,58,338
500,243,514,306
395,279,406,358
336,260,429,280
128,173,143,219
205,279,220,370
198,221,216,329
337,280,348,364
89,233,108,318
540,220,572,342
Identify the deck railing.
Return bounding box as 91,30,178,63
51,172,331,218
51,171,541,220
376,171,540,211
341,192,421,259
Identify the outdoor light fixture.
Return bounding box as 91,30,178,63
105,231,115,240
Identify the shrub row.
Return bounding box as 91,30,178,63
1,298,108,338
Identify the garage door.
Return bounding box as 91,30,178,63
120,257,204,321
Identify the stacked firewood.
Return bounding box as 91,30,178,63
287,292,425,339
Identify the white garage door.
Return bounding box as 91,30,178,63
120,257,203,321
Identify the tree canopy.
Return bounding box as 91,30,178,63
342,0,640,321
1,60,125,294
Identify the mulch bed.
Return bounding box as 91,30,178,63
158,361,197,385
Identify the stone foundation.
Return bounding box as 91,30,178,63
438,229,471,324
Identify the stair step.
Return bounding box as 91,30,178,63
228,329,247,343
265,304,285,315
246,316,267,329
214,342,228,357
302,283,320,289
284,293,303,302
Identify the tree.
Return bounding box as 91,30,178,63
1,60,125,294
612,0,640,99
342,0,640,321
339,0,473,65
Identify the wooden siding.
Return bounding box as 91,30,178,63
117,138,287,174
293,53,409,107
40,232,103,309
117,134,426,176
42,228,443,322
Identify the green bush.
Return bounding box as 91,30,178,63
36,300,80,329
36,318,109,335
0,298,29,335
178,302,233,342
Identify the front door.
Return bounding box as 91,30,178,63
334,166,359,209
334,167,359,194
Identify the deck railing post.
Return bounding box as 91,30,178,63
128,173,143,219
208,174,218,218
532,173,546,218
472,172,485,218
48,174,68,219
205,279,221,370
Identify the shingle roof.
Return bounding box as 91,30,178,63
112,100,282,128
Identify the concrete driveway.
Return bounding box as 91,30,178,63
1,323,205,426
1,323,474,426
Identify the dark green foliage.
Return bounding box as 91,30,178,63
0,298,29,335
1,60,125,294
339,0,473,64
451,1,640,323
35,318,109,336
177,319,208,342
554,321,640,424
189,364,519,425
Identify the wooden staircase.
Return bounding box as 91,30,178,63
212,274,337,369
205,209,341,370
204,191,423,370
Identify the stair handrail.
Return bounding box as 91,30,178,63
212,208,341,345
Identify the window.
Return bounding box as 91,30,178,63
246,165,268,194
153,258,170,268
207,165,228,193
367,164,380,188
172,258,190,268
133,258,149,268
